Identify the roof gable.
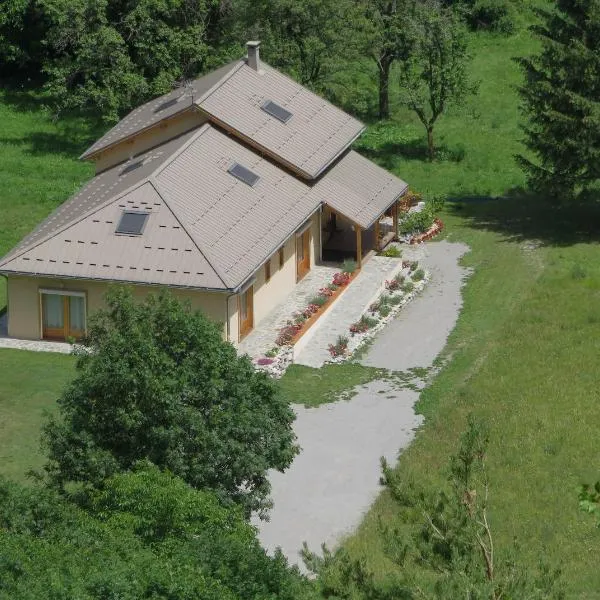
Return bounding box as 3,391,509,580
0,181,224,289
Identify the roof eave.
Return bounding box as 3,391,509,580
0,269,232,293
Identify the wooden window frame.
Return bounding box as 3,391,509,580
278,246,285,269
265,259,271,283
39,288,87,341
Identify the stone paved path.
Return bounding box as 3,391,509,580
238,265,338,359
254,241,472,568
293,255,404,368
0,312,72,353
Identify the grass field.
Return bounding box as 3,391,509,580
0,88,97,309
0,1,599,596
0,349,74,483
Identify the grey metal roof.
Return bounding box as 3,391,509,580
80,60,244,159
1,127,407,291
315,151,409,229
197,62,365,179
154,125,322,288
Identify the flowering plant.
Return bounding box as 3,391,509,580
332,272,351,287
257,357,274,366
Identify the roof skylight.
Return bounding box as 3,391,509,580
115,211,149,235
261,100,293,123
228,162,260,187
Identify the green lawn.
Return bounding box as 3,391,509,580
338,5,600,597
0,88,97,309
1,2,600,595
0,349,74,483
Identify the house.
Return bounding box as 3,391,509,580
0,42,408,343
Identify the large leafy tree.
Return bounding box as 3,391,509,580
43,287,298,518
231,0,364,93
397,0,476,159
0,465,315,599
364,0,415,120
38,0,232,122
518,0,600,202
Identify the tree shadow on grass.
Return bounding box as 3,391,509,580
1,82,104,159
357,138,466,170
448,190,600,247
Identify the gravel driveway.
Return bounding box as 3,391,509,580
255,241,471,566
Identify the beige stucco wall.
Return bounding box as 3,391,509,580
233,210,321,342
6,211,323,346
6,275,230,342
93,110,207,173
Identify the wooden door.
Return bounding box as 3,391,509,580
41,293,86,340
296,229,311,281
239,286,254,340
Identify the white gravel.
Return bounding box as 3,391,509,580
255,241,471,567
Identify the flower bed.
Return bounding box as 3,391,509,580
254,265,359,377
410,218,444,244
326,262,431,364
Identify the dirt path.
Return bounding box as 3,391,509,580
254,241,471,567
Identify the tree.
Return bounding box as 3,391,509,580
43,287,298,518
305,417,563,599
364,0,416,120
518,1,600,202
37,0,233,122
0,465,316,599
397,0,476,159
231,0,364,93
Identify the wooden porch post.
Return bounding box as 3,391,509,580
392,200,399,241
356,226,362,268
375,219,380,252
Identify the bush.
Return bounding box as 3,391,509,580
409,261,419,271
402,281,415,293
341,258,358,273
350,314,378,334
378,305,391,318
328,335,349,357
379,245,402,258
412,268,425,282
310,295,328,306
470,0,514,34
399,195,446,235
332,272,352,286
265,347,279,358
388,295,403,306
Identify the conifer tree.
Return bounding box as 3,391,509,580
518,1,600,202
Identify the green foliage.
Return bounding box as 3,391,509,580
231,0,364,93
411,268,425,281
308,417,564,598
30,0,233,121
378,304,391,317
341,258,359,273
399,195,445,234
579,480,600,526
518,0,600,202
401,280,415,293
444,0,515,33
397,0,477,159
265,346,280,358
43,287,298,517
0,467,315,600
379,244,402,257
309,294,329,307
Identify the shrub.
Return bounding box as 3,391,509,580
385,278,401,292
410,261,419,271
389,294,403,306
379,245,402,258
341,258,358,273
310,295,328,307
402,281,415,293
399,195,446,235
412,268,425,281
328,335,349,357
327,283,339,291
469,0,514,34
319,286,335,297
265,347,279,358
379,293,391,306
350,314,378,334
378,304,391,318
276,321,302,345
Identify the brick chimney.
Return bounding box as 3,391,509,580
246,41,261,72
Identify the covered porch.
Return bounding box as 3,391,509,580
321,198,401,267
